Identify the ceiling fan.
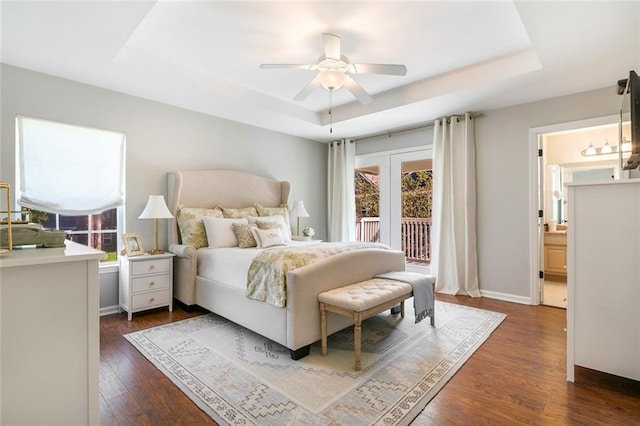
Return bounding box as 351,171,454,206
259,33,407,105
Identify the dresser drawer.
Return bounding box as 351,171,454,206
131,289,171,310
132,274,170,293
131,258,171,276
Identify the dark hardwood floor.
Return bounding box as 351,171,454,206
100,296,640,425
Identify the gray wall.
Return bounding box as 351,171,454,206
475,86,625,301
356,86,626,302
1,64,327,312
355,127,432,156
1,63,632,307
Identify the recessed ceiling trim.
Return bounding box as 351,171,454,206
322,48,542,126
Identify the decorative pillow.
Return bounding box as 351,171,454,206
247,215,292,243
232,223,257,248
251,226,286,249
202,217,248,248
255,203,291,238
255,220,279,230
176,206,224,249
220,206,259,219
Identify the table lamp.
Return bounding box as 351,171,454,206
138,195,173,254
289,200,310,236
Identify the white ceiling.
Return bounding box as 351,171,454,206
2,1,639,142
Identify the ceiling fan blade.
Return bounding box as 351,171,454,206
343,75,373,105
351,63,407,76
294,76,322,101
322,33,341,60
259,64,315,70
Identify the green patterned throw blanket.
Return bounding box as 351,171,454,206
246,242,388,307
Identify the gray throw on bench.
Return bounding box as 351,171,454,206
375,271,435,324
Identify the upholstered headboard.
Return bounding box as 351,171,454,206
167,170,291,247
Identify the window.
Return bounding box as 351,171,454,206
16,116,126,262
28,208,120,262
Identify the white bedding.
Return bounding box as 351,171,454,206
197,241,320,290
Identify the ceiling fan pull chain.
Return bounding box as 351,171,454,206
329,89,333,133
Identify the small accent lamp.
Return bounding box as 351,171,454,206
289,200,310,236
138,195,173,255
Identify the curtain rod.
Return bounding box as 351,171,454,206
352,112,485,143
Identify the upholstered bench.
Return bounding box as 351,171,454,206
318,276,434,371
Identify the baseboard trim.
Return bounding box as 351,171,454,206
480,290,532,305
100,305,120,316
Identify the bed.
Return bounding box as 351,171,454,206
167,169,406,359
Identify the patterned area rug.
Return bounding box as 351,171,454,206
125,302,505,425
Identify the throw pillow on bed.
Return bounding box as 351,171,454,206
255,220,279,230
246,215,292,243
176,206,224,249
220,206,258,218
254,203,292,238
231,221,278,249
251,226,286,248
202,217,248,248
232,223,258,248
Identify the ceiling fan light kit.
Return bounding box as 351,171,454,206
260,33,407,106
318,69,345,90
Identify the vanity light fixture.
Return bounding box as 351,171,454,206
583,142,597,156
600,141,613,154
581,139,631,156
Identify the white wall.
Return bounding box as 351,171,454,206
1,64,327,311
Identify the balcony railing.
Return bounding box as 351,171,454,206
356,217,432,264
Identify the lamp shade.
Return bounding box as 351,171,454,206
317,69,345,90
138,195,173,219
290,200,310,218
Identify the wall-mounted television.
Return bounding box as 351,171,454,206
617,70,640,170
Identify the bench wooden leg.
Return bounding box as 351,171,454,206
400,301,405,318
354,312,363,371
320,303,328,356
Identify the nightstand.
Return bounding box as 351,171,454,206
119,252,175,320
291,236,323,242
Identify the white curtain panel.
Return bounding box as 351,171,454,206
327,139,356,242
431,113,480,296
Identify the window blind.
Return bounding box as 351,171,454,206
16,116,126,215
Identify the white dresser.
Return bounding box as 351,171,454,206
0,241,103,425
119,252,174,320
566,180,640,382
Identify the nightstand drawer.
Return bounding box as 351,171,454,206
131,258,171,276
132,274,170,293
131,289,171,310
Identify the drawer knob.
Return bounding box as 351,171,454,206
149,297,155,303
149,281,155,286
149,265,156,270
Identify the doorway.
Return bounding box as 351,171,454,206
530,114,631,306
355,148,433,273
